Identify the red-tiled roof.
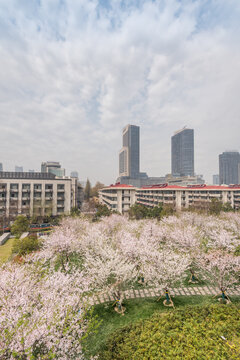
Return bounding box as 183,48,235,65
108,184,134,188
141,185,183,189
140,184,240,190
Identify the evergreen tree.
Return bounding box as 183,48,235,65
84,179,91,201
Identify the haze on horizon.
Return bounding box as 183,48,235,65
0,0,240,185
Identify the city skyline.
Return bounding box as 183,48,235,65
1,1,240,184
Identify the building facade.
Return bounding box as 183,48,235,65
119,125,140,178
171,128,194,177
219,151,240,185
99,184,136,214
99,183,240,213
0,172,80,220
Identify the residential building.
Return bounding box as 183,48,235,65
99,184,136,214
213,174,219,185
0,172,81,220
71,177,83,208
136,184,240,211
99,183,240,213
171,127,194,177
15,166,23,172
219,151,240,185
41,161,65,177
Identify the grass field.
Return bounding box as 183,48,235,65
83,295,240,358
0,238,14,264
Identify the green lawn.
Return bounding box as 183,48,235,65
0,238,14,264
83,295,240,358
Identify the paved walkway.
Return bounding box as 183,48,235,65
88,286,240,306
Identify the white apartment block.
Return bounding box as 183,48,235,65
99,183,240,213
99,184,136,214
0,172,81,220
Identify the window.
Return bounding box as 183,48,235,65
10,184,18,190
45,184,53,190
22,184,30,190
34,184,42,190
57,184,64,190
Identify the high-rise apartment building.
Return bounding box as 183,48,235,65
171,127,194,177
41,161,65,177
119,125,140,178
219,151,240,185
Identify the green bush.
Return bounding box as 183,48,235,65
99,304,240,360
234,245,240,256
12,235,41,256
11,215,29,238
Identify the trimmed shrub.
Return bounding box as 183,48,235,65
99,304,240,360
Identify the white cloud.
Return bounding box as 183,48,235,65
0,0,240,183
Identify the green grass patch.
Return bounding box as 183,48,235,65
0,238,14,264
83,295,240,358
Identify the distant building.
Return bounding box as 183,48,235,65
15,166,23,172
171,127,194,177
213,174,219,185
219,151,240,185
70,171,78,178
0,163,2,172
165,174,204,186
117,125,148,186
41,161,65,177
119,125,140,178
117,176,165,188
29,170,35,173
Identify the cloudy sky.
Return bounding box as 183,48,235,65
0,0,240,185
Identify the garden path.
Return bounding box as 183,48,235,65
89,286,240,305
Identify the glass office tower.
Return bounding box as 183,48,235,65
119,125,140,178
171,128,194,177
219,151,240,185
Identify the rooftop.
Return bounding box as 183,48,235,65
0,171,56,180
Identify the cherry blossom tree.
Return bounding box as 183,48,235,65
143,247,191,306
0,262,97,359
198,250,240,303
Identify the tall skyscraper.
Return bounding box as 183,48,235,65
15,166,23,172
0,163,2,171
219,151,240,185
119,125,140,178
171,127,194,177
